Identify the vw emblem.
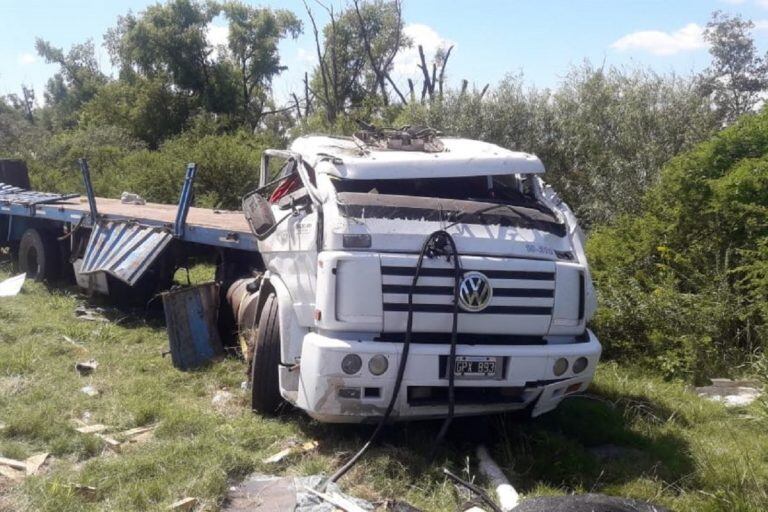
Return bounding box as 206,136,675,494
458,271,493,312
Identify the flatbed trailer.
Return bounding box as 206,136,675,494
0,160,260,297
1,193,257,251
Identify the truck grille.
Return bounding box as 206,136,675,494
380,254,556,335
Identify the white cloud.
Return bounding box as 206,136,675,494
206,24,229,58
611,23,706,56
755,19,768,30
297,47,314,65
18,53,37,65
757,0,768,8
391,23,455,84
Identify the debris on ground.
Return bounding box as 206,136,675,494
80,385,100,397
223,474,374,512
117,424,158,439
211,389,234,410
0,466,24,482
75,359,99,376
95,433,122,453
73,484,98,500
476,445,518,511
0,453,49,480
0,457,27,472
303,486,368,512
25,453,49,476
0,273,25,297
120,191,146,205
75,305,110,322
168,497,198,510
62,335,88,354
696,378,763,407
75,424,109,434
263,440,319,464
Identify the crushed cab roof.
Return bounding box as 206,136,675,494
289,135,545,180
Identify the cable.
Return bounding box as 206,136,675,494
443,468,504,512
428,231,461,461
323,230,461,487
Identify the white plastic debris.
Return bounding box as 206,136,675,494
80,385,100,397
476,445,519,511
120,191,146,205
696,379,763,407
0,273,25,297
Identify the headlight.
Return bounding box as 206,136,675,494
573,357,588,374
368,354,389,375
553,357,569,376
341,354,363,375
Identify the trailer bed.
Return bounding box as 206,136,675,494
1,195,258,251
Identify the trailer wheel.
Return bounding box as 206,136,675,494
250,293,282,414
18,228,60,282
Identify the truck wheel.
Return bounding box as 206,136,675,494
250,293,282,414
18,228,60,282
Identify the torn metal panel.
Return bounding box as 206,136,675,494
162,283,224,370
80,220,172,286
0,182,79,206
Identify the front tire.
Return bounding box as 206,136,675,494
250,293,282,414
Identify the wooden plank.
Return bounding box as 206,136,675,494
25,453,49,476
0,457,27,471
75,424,109,434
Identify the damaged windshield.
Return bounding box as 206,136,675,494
332,175,565,236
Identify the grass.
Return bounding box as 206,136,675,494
1,256,767,511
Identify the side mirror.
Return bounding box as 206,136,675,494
243,192,276,240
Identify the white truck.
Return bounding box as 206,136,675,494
231,128,601,423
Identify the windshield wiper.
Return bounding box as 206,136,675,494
443,203,517,230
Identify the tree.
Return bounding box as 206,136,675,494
304,0,408,123
105,0,218,101
35,39,107,129
221,2,302,129
702,11,768,124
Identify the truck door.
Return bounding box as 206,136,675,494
257,153,320,325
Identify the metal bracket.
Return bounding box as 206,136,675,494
174,163,197,238
78,158,99,221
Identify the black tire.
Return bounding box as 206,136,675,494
18,228,60,282
250,293,282,414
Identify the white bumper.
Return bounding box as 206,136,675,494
292,330,601,423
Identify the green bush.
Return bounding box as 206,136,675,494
588,108,768,381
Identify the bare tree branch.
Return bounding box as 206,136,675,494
438,45,454,98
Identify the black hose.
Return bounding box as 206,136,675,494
324,230,461,486
429,232,461,460
443,468,504,512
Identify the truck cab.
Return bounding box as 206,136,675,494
237,131,601,423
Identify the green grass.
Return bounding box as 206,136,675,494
1,257,767,511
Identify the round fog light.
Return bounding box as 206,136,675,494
573,357,588,374
553,357,569,376
341,354,362,375
368,354,389,375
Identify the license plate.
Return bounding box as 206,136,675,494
452,356,500,379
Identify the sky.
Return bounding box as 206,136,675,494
3,0,768,106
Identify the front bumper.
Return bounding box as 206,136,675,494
292,330,602,423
